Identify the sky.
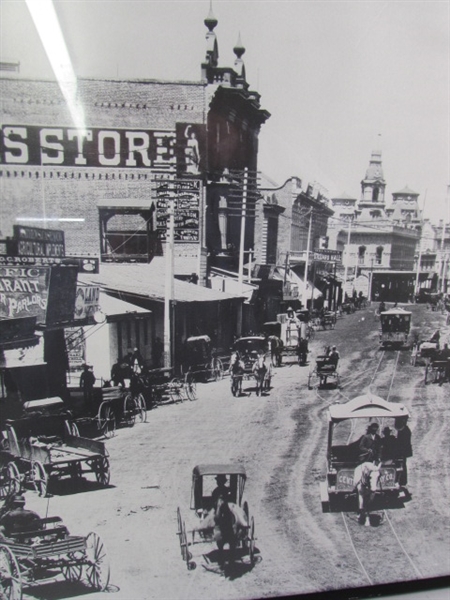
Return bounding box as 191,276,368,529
1,0,449,222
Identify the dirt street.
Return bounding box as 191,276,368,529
23,303,449,600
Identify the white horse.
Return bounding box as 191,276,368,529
353,462,381,525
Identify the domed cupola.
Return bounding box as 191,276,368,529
204,5,219,68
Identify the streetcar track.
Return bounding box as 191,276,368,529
340,509,424,585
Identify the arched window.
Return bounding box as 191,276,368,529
376,246,383,265
372,187,379,202
358,245,366,265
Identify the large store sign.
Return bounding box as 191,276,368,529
0,123,205,174
0,266,50,321
0,265,78,325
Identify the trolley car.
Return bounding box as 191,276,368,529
320,394,410,512
379,308,412,348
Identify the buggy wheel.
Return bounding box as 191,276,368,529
248,517,256,565
32,461,48,497
71,422,80,437
135,394,147,423
169,378,183,403
62,562,82,582
185,376,197,401
4,463,21,497
84,532,110,591
0,544,22,600
94,457,110,486
123,393,136,427
97,402,116,438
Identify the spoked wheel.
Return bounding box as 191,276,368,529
184,374,197,401
84,532,110,591
123,393,136,427
135,394,147,423
0,544,22,600
62,560,83,583
169,379,184,403
32,460,48,497
97,402,116,438
93,457,110,486
3,463,21,498
247,517,256,565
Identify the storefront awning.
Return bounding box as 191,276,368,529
99,292,151,322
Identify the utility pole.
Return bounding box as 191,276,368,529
439,185,450,293
164,198,175,369
238,167,249,295
415,190,427,298
303,210,313,307
343,218,352,298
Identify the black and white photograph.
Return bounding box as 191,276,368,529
0,1,449,599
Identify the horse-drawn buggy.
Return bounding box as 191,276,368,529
307,348,340,389
181,336,224,383
379,308,412,348
231,337,272,396
1,398,110,497
176,464,256,570
320,394,410,515
0,493,110,597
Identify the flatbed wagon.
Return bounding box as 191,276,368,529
3,402,110,497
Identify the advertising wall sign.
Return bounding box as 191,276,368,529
74,286,100,320
1,124,206,172
156,179,201,242
0,266,50,321
7,225,65,259
312,249,342,263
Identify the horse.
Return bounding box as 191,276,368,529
229,352,245,396
268,335,283,367
353,462,381,525
252,353,268,396
213,495,249,566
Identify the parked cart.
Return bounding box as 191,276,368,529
2,401,110,497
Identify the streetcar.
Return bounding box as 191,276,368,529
379,308,412,348
320,393,410,512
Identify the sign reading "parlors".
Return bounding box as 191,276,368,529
0,124,205,172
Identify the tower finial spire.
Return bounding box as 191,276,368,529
233,32,246,83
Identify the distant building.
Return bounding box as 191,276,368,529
329,150,420,302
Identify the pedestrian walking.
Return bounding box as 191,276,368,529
395,416,412,492
80,364,96,404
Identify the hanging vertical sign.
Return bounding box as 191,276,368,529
156,179,201,242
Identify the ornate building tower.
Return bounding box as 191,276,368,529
357,150,387,220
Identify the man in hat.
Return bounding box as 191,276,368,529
211,474,230,506
380,426,397,462
0,495,41,538
80,364,96,404
359,422,381,463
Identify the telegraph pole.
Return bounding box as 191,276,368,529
343,218,352,298
164,198,175,369
238,167,249,294
303,210,313,307
415,190,427,297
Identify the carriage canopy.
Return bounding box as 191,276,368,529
191,463,247,510
328,393,409,423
